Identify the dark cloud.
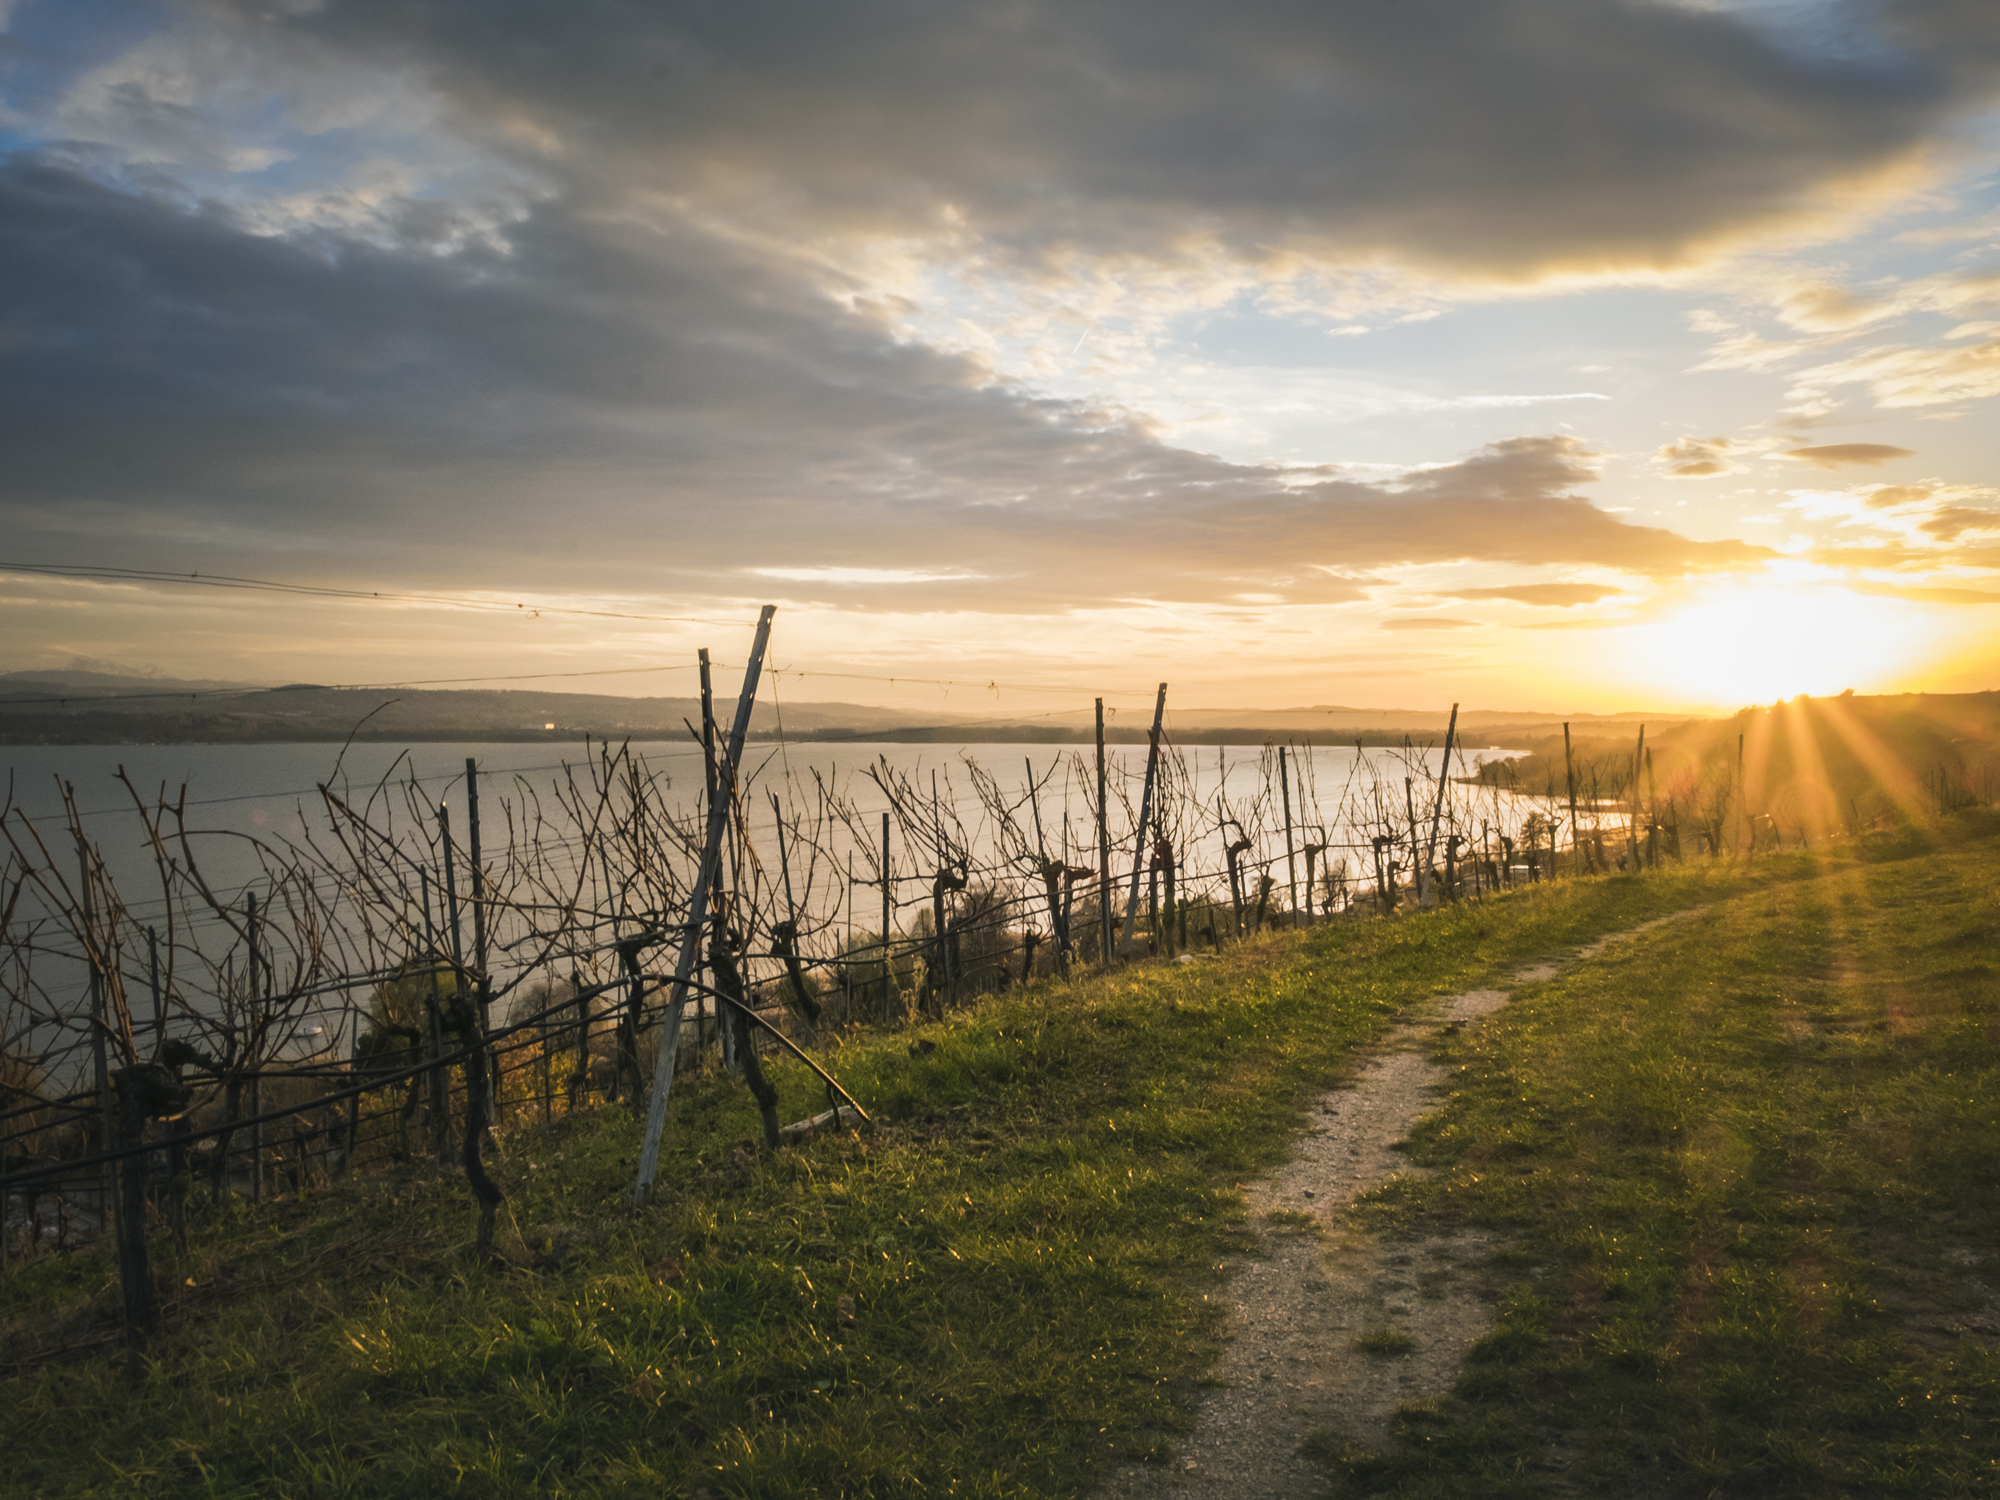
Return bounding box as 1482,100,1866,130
1784,443,1918,468
267,0,2000,277
0,154,1776,615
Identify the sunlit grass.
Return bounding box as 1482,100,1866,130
1,868,1709,1498
1339,813,2000,1497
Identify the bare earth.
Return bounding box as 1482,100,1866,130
1104,914,1694,1500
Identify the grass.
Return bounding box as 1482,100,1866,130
20,822,1995,1498
0,865,1708,1499
1355,1327,1418,1357
1335,814,2000,1497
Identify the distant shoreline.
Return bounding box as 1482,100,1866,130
0,725,1515,749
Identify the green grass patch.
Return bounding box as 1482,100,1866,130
1340,814,2000,1497
0,864,1728,1497
1354,1326,1418,1357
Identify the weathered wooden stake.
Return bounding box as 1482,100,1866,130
246,892,262,1204
1118,683,1168,955
464,758,494,1119
1280,745,1298,923
632,604,777,1206
148,927,163,1059
91,962,112,1233
1563,722,1581,876
1645,745,1660,868
879,811,894,1023
1628,724,1646,868
1095,698,1111,963
1421,703,1459,904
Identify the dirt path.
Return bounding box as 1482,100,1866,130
1104,913,1694,1499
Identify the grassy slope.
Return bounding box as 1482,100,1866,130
6,824,1996,1498
1343,817,2000,1497
2,872,1698,1500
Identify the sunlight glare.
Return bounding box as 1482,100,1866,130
1627,584,1934,707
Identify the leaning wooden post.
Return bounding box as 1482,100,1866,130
1118,683,1168,955
1420,704,1459,904
1095,698,1112,964
1563,723,1582,877
632,604,777,1206
1279,745,1298,923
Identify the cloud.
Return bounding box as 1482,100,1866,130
0,147,1787,618
1447,583,1629,606
1783,479,2000,557
749,567,986,585
1382,617,1482,631
248,0,2000,281
1788,338,2000,408
1851,583,2000,604
1782,443,1916,468
1654,435,1746,478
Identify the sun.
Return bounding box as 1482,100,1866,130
1622,583,1938,707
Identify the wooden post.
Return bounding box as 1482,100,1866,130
1563,723,1581,877
1737,732,1746,853
699,649,718,809
1280,745,1297,924
772,793,801,939
1628,725,1646,868
1028,756,1069,971
633,604,777,1205
930,769,954,1007
463,758,494,1121
880,811,893,1024
1421,704,1459,904
1645,746,1659,868
147,926,163,1059
1095,698,1111,964
1152,856,1168,952
421,872,449,1163
1403,777,1420,904
1118,683,1168,955
92,963,112,1241
570,965,588,1110
438,803,466,971
246,892,262,1204
769,792,819,1026
111,1066,158,1335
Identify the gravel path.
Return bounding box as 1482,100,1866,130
1104,914,1693,1499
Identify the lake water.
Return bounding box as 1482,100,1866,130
3,737,1541,1076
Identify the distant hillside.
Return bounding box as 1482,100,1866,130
1471,690,2000,843
0,676,931,745
0,669,1702,748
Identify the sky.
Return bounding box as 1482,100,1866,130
2,0,1999,720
